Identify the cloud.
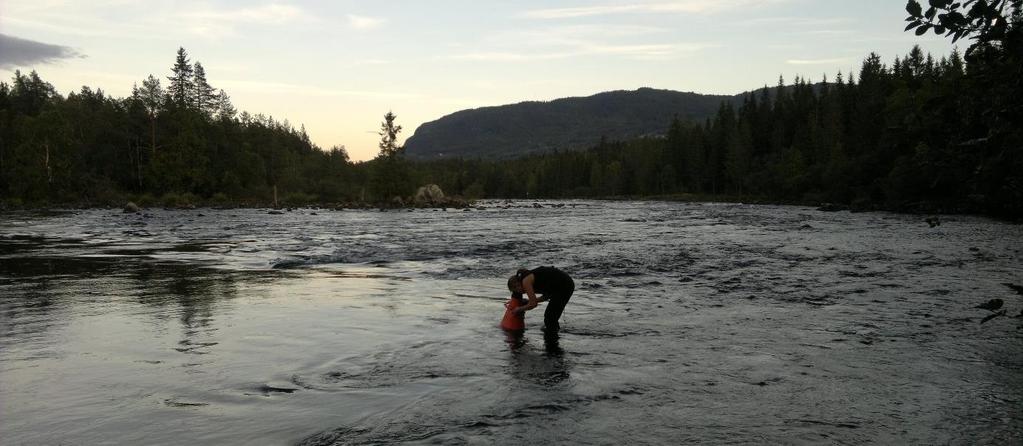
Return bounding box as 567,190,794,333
448,52,563,62
0,33,84,69
448,23,711,62
449,41,712,62
522,0,787,19
786,57,853,65
178,3,311,38
734,16,852,27
183,3,308,24
348,14,385,30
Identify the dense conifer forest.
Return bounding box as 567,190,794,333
0,1,1019,217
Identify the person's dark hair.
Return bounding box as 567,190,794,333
507,275,520,293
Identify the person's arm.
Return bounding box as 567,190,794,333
515,274,540,314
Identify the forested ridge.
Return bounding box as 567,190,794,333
403,88,734,160
416,45,1019,218
1,1,1019,217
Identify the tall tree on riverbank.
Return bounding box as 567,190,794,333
370,111,411,200
378,111,403,157
134,75,163,154
167,47,194,107
193,62,217,117
904,0,1022,216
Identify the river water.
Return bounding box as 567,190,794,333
1,201,1021,445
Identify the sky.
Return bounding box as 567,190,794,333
0,0,954,161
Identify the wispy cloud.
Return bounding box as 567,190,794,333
447,23,710,62
522,0,787,19
786,57,854,65
449,52,561,62
5,2,313,41
347,14,385,30
182,3,308,24
179,3,311,38
0,33,84,69
734,16,852,27
449,41,713,62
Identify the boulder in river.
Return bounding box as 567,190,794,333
413,184,445,205
123,202,140,213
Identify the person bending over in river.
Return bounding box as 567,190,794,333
507,266,575,335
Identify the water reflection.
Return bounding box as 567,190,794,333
503,329,526,350
507,332,571,388
0,245,245,360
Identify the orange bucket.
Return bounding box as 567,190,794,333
500,296,526,330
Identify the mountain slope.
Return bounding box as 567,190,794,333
404,87,738,160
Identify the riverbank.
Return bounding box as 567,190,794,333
624,192,1019,222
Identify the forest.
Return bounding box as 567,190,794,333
0,1,1019,217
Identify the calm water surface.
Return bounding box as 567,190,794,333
1,201,1021,445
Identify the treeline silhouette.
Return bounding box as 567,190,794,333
415,44,1020,218
0,48,361,207
0,42,1019,217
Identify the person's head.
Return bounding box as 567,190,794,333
507,275,523,294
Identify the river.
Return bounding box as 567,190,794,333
1,201,1021,445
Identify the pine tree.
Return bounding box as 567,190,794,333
378,111,403,157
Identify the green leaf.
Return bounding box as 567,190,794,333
905,22,922,31
934,25,946,34
915,23,932,35
925,7,937,19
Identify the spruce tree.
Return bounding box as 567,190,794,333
193,62,217,116
216,89,236,121
138,74,163,153
167,47,193,107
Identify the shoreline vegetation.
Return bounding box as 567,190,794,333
1,3,1019,220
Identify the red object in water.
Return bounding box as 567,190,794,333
500,296,526,330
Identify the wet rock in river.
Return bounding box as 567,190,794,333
413,184,445,204
123,202,140,213
1003,283,1023,296
975,298,1004,311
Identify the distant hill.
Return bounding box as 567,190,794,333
404,87,740,160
